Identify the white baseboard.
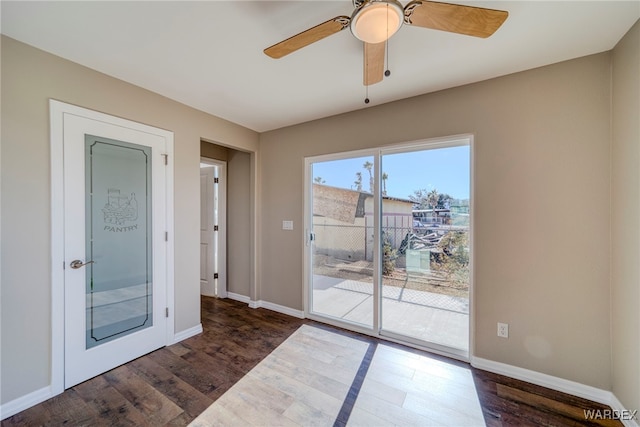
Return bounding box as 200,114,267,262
226,294,304,319
256,300,305,319
609,394,640,427
227,292,260,308
0,385,54,421
471,356,611,404
1,324,203,421
1,324,202,421
172,323,203,344
471,356,639,426
227,292,251,305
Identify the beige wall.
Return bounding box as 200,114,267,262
201,140,229,161
227,149,252,297
611,20,640,413
0,36,259,404
260,53,613,389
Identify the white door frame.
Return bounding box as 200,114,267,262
200,157,227,298
49,100,175,395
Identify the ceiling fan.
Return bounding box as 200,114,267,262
264,0,508,87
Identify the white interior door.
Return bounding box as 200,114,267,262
62,111,170,388
200,159,226,297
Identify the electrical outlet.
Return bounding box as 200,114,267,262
497,322,509,338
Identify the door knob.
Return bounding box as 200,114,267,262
70,259,95,269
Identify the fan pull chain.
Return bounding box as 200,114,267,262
385,38,391,78
364,35,370,104
385,4,391,78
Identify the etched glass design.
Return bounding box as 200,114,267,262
85,135,153,349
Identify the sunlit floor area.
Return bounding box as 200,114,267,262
2,297,622,427
190,324,483,426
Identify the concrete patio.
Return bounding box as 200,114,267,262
312,275,469,352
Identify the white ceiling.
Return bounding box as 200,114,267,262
2,1,638,132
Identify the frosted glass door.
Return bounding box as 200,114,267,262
60,104,168,389
85,136,153,349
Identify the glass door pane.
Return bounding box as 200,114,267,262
85,135,153,349
380,145,470,353
310,156,375,328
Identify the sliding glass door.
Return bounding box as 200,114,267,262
308,155,375,328
380,145,470,355
305,137,471,359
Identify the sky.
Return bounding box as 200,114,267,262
312,145,470,200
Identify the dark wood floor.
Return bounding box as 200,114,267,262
2,297,621,426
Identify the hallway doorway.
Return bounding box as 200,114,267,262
200,159,227,298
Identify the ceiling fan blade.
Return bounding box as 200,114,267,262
404,1,508,38
364,42,385,86
264,16,350,59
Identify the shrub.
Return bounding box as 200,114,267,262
382,233,396,276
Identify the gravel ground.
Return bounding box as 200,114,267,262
313,255,469,298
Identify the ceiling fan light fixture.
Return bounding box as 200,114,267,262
351,0,404,44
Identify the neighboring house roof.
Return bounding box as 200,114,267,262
312,183,413,222
382,195,414,204
312,184,360,224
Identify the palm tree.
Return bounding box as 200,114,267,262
313,176,325,184
381,172,388,196
363,161,373,193
354,172,363,191
427,189,439,222
409,188,429,209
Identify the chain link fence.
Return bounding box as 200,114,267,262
312,222,450,262
312,221,470,295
